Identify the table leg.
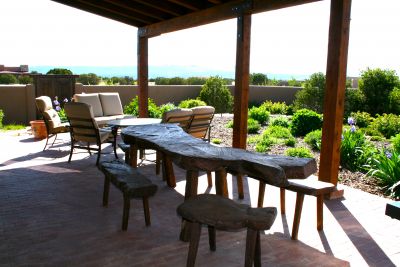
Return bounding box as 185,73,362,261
128,143,138,168
180,170,199,241
162,152,176,188
215,168,228,197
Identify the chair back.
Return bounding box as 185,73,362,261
162,108,193,131
64,102,99,143
35,96,62,133
187,106,215,141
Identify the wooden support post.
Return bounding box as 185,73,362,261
319,0,352,191
137,34,148,118
233,13,251,200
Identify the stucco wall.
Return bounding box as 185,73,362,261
0,85,36,125
0,84,301,125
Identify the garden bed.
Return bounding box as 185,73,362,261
210,114,390,199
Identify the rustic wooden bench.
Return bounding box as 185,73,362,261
98,160,158,231
257,175,335,240
177,194,277,267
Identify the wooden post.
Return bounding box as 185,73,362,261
319,0,352,188
232,13,251,200
232,13,251,149
137,33,149,118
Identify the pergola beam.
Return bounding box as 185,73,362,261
138,35,149,118
319,0,352,186
139,0,321,37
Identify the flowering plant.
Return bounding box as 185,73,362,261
53,96,69,122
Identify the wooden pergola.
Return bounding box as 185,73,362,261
52,0,351,192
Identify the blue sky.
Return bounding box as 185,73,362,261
0,0,399,77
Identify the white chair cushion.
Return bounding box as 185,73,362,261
74,93,104,117
99,93,123,116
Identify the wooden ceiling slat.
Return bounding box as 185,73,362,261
139,0,322,37
103,0,167,21
166,0,204,11
73,0,156,25
52,0,145,26
130,0,186,17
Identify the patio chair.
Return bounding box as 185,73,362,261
187,106,215,142
154,108,193,176
64,102,117,166
35,96,70,151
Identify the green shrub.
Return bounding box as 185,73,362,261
226,120,234,128
187,77,207,85
247,118,261,134
291,109,323,136
260,100,288,114
366,149,400,199
264,125,293,139
285,147,313,158
390,134,400,153
293,72,326,113
359,68,400,115
46,68,73,75
247,135,262,144
211,138,221,144
77,73,101,85
340,128,376,172
271,117,290,128
159,103,177,116
0,109,4,128
17,75,33,84
344,88,365,117
304,129,322,151
360,127,384,138
370,113,400,138
284,136,296,147
124,96,160,118
178,99,207,109
349,111,373,128
248,106,270,125
389,87,400,114
255,136,276,152
0,74,18,84
199,76,233,113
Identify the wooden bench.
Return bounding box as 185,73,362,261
258,175,335,240
177,194,277,267
98,160,158,231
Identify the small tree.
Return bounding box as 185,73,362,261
199,76,233,113
250,73,268,85
359,68,400,115
77,73,100,85
46,68,73,75
293,72,326,113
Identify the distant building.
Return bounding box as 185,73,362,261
0,65,29,75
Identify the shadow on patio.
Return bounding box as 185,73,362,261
0,132,398,266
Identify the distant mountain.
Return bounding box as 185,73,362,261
30,65,309,80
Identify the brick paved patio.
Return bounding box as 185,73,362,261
0,130,399,266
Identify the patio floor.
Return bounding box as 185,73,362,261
0,130,399,266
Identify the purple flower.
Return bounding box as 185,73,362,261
63,98,68,103
347,117,355,125
55,105,61,111
385,151,392,159
53,100,60,106
350,125,356,133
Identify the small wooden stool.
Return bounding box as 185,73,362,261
177,194,277,267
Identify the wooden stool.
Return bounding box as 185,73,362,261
99,161,158,230
177,194,277,267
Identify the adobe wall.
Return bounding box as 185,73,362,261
0,85,36,125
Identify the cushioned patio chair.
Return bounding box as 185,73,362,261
64,102,117,166
35,96,70,151
187,106,215,142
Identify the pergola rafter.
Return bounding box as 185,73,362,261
52,0,352,193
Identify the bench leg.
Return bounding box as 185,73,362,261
102,176,110,207
291,193,305,240
122,193,130,231
245,228,258,267
254,230,261,267
236,174,244,200
280,188,286,214
156,150,161,175
215,169,228,198
206,171,212,187
257,182,265,208
187,222,202,267
143,197,151,226
317,195,323,231
129,144,138,168
208,225,216,251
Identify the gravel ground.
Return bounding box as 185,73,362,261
210,114,389,199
